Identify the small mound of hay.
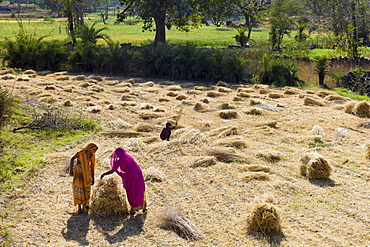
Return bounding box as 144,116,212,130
144,166,165,182
218,87,232,93
353,101,370,117
113,87,131,93
167,91,179,97
300,153,332,179
317,91,333,97
245,108,263,115
216,137,247,149
123,138,146,152
242,172,270,182
219,110,238,119
218,102,236,110
334,127,350,138
176,94,187,100
357,120,370,128
140,103,154,110
206,148,248,163
194,86,208,91
237,87,255,93
208,126,238,138
207,91,224,97
344,102,356,114
324,94,348,102
256,120,278,129
240,165,271,173
236,92,251,98
136,123,154,132
159,208,205,241
217,81,228,87
304,96,325,106
193,102,207,111
259,88,269,94
139,112,162,120
90,175,129,216
246,196,281,234
167,85,182,91
177,127,207,144
142,81,155,87
309,125,325,136
283,87,300,94
190,156,217,167
250,99,262,106
268,93,284,99
159,97,170,102
256,151,281,163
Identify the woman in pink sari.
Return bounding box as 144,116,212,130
100,147,147,215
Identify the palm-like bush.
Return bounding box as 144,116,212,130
314,56,330,88
75,23,111,45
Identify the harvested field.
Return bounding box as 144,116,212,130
1,71,370,246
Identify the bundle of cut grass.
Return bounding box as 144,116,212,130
217,81,228,87
236,92,251,98
123,138,145,152
167,85,182,91
218,87,232,93
334,127,350,138
256,151,281,163
300,152,332,179
90,174,129,216
144,166,165,182
141,81,155,87
121,94,137,101
309,125,325,136
242,172,270,181
194,86,208,91
353,101,370,117
268,93,284,99
283,87,300,94
176,94,188,100
259,88,269,94
246,196,281,234
237,87,255,93
317,91,333,97
240,165,271,173
190,156,217,167
344,102,356,114
250,99,262,106
176,127,207,144
208,126,236,137
256,120,278,128
207,91,224,97
193,102,207,111
159,208,205,241
324,94,348,101
303,96,325,106
217,102,236,110
216,137,247,149
245,108,263,115
206,148,248,163
139,112,162,120
219,110,238,119
136,123,154,132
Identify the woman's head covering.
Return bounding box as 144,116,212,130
83,143,98,152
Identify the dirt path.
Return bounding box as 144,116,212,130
2,68,370,246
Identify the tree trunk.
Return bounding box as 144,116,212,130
154,8,167,44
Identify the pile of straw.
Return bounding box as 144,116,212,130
245,108,263,115
208,126,238,138
159,208,205,241
207,91,224,97
268,92,284,99
324,94,348,102
246,196,281,234
236,92,251,98
240,165,271,173
217,102,236,110
242,172,270,182
206,148,248,163
303,96,325,106
353,101,370,117
190,156,217,167
90,175,129,216
144,166,165,182
300,153,332,179
215,137,247,149
309,125,325,136
256,151,281,163
177,127,207,144
123,138,146,152
334,127,350,138
219,110,238,119
344,102,356,114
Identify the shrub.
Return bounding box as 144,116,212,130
0,87,13,129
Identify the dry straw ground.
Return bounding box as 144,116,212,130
1,67,370,246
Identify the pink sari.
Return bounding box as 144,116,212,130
110,147,146,207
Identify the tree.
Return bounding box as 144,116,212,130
117,0,204,44
314,56,330,88
230,0,269,46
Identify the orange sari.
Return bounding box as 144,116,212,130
72,143,97,206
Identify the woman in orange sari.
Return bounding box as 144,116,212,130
69,143,98,213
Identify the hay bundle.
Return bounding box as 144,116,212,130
242,172,270,181
159,97,170,102
245,108,263,115
190,156,217,167
353,101,370,117
237,88,255,93
217,102,236,110
344,102,356,114
90,175,129,216
283,87,300,94
167,91,179,97
193,102,207,111
218,87,233,93
268,93,284,99
144,166,165,182
216,137,247,149
334,127,350,138
219,110,238,119
300,153,332,179
208,126,238,138
176,94,188,100
256,151,281,163
317,91,333,97
240,165,271,173
167,85,182,91
142,81,155,87
256,120,278,128
206,91,224,97
194,86,208,91
113,87,131,93
139,112,162,120
236,92,251,98
303,96,325,106
233,96,243,101
246,196,281,234
140,103,154,110
206,148,248,163
217,81,228,87
136,123,154,132
159,208,205,240
250,99,262,106
259,88,269,94
123,138,145,152
177,127,207,144
324,94,348,102
309,125,324,136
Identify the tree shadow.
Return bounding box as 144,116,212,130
308,178,337,187
91,213,147,244
249,231,286,247
61,212,91,246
